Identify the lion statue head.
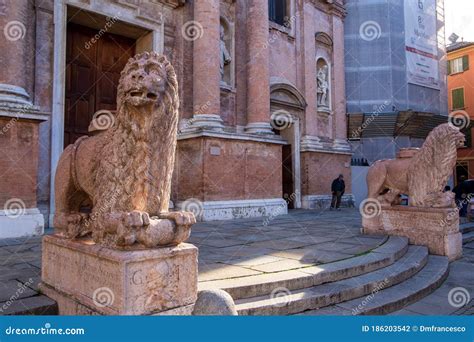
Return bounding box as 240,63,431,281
408,123,465,207
118,52,177,111
94,51,179,215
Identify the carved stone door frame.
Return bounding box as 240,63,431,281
270,79,306,209
270,107,302,209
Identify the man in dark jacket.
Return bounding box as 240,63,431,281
330,174,345,211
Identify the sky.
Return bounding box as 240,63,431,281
445,0,474,43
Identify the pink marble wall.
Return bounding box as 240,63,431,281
266,1,347,139
173,137,282,202
301,152,352,196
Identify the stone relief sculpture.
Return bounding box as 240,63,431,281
219,24,231,83
366,123,465,208
317,64,329,109
53,52,195,248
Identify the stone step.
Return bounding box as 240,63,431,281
235,245,427,315
460,222,474,234
199,236,408,300
301,255,449,316
463,231,474,244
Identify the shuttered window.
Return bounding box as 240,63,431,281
449,55,469,74
463,55,470,70
452,88,465,109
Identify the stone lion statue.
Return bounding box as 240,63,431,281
367,123,465,208
53,52,195,248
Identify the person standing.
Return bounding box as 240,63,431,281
330,174,345,211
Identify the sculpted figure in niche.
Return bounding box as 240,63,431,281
220,25,231,83
53,52,195,249
366,123,465,208
317,64,329,108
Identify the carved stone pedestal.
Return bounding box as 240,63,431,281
362,206,462,261
39,235,198,315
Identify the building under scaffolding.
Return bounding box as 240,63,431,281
344,0,448,163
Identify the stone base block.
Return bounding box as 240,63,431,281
176,198,288,221
0,208,44,239
39,235,198,315
362,206,462,261
301,194,355,209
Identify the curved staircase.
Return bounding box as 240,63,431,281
199,236,450,315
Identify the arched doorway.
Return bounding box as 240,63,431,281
270,79,307,209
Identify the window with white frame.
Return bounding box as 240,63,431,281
452,57,464,73
449,55,469,74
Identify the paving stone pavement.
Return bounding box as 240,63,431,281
191,209,386,283
0,208,472,315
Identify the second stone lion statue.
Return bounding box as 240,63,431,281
53,52,195,248
366,123,465,208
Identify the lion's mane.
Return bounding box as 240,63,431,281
407,123,461,206
93,52,179,215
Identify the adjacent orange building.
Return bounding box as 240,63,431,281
447,41,474,183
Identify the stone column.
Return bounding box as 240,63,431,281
331,13,350,152
245,0,273,134
190,0,224,131
0,0,47,239
0,0,34,106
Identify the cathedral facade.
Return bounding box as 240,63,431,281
0,0,352,238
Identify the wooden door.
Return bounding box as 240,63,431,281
282,144,294,209
64,23,135,147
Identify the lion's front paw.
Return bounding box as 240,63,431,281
65,213,89,238
125,210,150,227
160,211,196,226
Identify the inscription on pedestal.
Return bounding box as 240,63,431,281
41,235,198,315
362,206,462,261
